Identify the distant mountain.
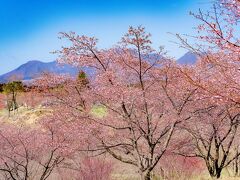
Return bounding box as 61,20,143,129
177,52,198,65
0,60,92,83
0,52,198,83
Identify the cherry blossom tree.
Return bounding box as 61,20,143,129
173,2,240,178
176,99,240,178
0,93,4,110
174,55,240,179
175,0,240,103
55,155,113,180
38,26,197,180
20,86,45,109
176,0,239,54
159,153,203,179
0,123,65,180
77,157,113,180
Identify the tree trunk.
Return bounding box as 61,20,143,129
160,167,165,179
235,149,239,176
235,158,239,176
144,172,151,180
216,169,221,179
141,170,152,180
211,168,222,179
208,167,222,179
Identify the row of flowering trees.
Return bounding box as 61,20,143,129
0,123,114,180
0,0,239,179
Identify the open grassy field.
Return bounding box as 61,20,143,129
0,104,50,126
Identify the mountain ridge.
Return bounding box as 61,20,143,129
0,52,197,83
0,60,80,83
177,51,197,65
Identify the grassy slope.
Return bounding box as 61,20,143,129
0,106,50,127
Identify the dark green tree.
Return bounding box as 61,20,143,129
0,84,3,93
77,70,89,86
3,81,24,114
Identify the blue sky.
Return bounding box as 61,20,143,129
0,0,211,75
